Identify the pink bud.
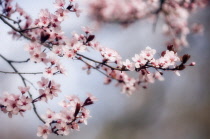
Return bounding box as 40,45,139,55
189,62,196,66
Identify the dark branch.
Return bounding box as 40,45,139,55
0,70,43,74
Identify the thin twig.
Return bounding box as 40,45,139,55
0,54,45,123
0,70,42,74
8,58,30,63
76,56,125,83
22,78,38,90
76,53,128,71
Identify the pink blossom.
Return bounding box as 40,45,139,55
191,23,204,34
66,95,80,103
123,59,135,71
190,62,196,66
163,50,180,67
57,63,68,75
140,46,156,60
56,122,70,135
54,0,66,8
71,122,80,131
56,8,69,21
38,89,48,102
82,26,93,34
25,42,41,52
72,42,86,52
154,72,164,81
0,92,12,106
6,103,19,118
60,109,74,122
73,3,82,17
51,80,61,93
17,96,32,110
80,108,91,125
42,109,55,123
59,100,70,108
64,49,76,59
132,54,147,68
29,49,47,63
37,77,49,88
37,125,51,139
101,47,122,62
52,46,64,55
18,86,30,94
87,93,98,102
38,9,51,27
44,67,57,76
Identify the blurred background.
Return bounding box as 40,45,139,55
0,0,209,139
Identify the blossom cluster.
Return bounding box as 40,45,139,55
0,84,96,139
88,0,208,50
35,77,61,102
87,45,193,95
0,87,32,118
0,0,33,30
37,94,97,139
1,0,81,40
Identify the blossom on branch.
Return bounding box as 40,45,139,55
37,94,97,138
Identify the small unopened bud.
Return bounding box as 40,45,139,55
182,54,191,64
167,45,174,51
21,91,26,95
143,86,147,89
161,51,166,57
67,5,73,11
189,62,196,66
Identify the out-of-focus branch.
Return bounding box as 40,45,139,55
155,0,166,14
153,0,166,31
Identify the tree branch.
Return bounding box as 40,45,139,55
0,70,43,74
8,58,30,63
0,54,45,123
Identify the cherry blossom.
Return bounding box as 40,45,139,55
140,46,156,60
54,0,66,9
132,54,147,68
0,92,32,118
73,3,82,17
42,109,56,124
101,47,122,62
123,59,135,71
36,78,61,102
37,77,49,88
36,94,97,138
37,125,51,139
18,86,30,94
